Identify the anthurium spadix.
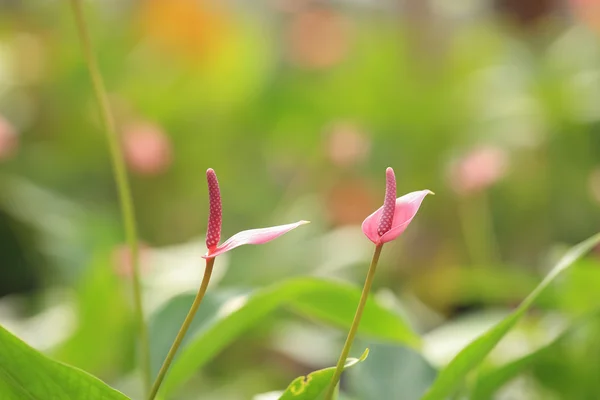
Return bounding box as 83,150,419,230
203,168,309,258
324,167,432,400
149,168,308,400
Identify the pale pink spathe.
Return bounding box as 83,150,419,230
362,190,432,245
203,221,310,259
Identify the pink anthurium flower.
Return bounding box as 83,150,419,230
148,169,309,400
326,167,433,399
361,168,432,245
202,168,309,259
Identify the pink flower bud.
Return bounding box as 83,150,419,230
206,168,222,250
377,167,396,236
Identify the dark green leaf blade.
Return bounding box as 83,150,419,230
0,324,130,400
421,233,600,400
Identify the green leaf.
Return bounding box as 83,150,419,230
278,349,369,400
149,289,235,377
0,324,130,400
421,233,600,400
151,277,418,396
472,311,600,399
56,250,134,378
288,281,418,344
348,342,437,400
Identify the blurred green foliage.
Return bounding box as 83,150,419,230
1,0,600,399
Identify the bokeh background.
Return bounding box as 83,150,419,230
1,0,600,399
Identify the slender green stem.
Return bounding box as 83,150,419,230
68,0,151,393
148,258,215,400
324,244,383,400
458,192,499,268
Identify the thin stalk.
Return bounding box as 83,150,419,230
324,244,383,400
68,0,151,393
458,191,499,268
148,258,215,400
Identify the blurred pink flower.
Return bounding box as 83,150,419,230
202,168,309,259
122,121,172,175
112,243,151,279
325,178,376,226
570,0,600,32
270,0,312,13
287,7,351,70
448,146,508,196
325,121,370,167
0,116,18,160
362,167,432,245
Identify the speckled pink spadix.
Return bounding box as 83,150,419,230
203,168,308,259
362,167,432,245
206,168,222,251
377,168,397,236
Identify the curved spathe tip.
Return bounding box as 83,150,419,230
203,220,309,259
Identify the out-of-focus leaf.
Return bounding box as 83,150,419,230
151,277,418,397
148,289,233,377
349,343,437,400
410,264,552,311
55,250,134,380
421,233,600,400
0,324,130,399
421,310,510,368
472,311,600,399
287,280,419,345
278,349,368,400
554,259,600,314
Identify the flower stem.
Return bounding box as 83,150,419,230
148,258,215,400
68,0,151,394
458,192,499,267
324,244,383,400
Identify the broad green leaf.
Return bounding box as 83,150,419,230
421,233,600,400
278,349,369,400
0,324,130,400
149,289,235,377
288,281,419,344
472,311,600,399
151,277,418,396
